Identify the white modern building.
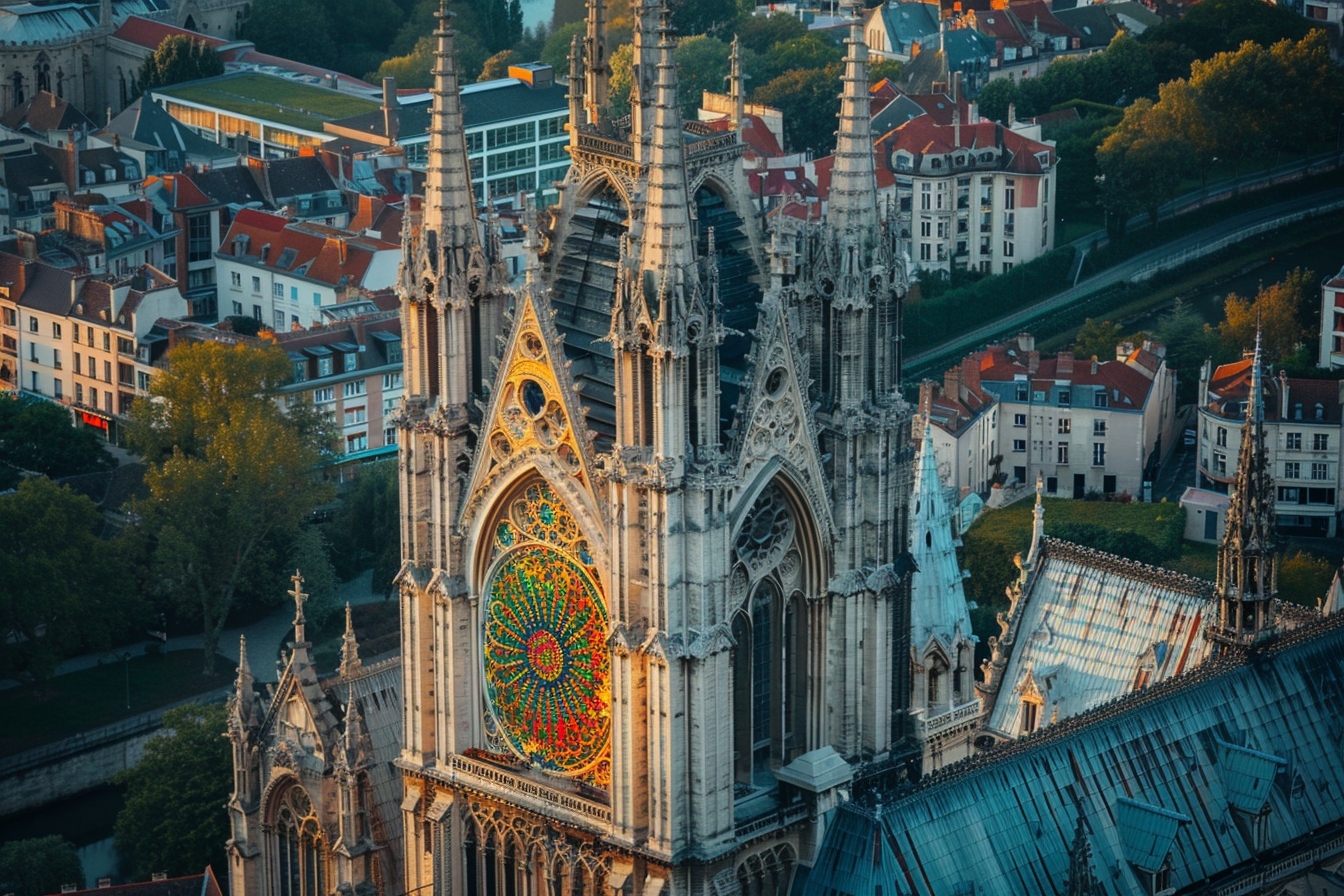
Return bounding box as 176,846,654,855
1319,263,1344,370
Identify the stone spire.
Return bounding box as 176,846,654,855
568,32,586,131
636,7,695,315
1213,325,1279,647
1027,472,1045,566
232,634,256,729
909,425,973,648
727,35,746,129
289,570,309,646
827,0,878,236
583,0,609,128
425,0,479,257
340,603,363,678
1064,809,1103,896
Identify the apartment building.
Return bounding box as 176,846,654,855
883,111,1056,275
1197,356,1344,537
0,248,186,439
215,209,399,331
916,333,1178,499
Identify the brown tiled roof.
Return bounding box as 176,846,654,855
1207,359,1343,424
881,115,1055,174
48,868,222,896
219,211,396,288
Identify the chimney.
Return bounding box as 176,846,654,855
953,109,960,149
1027,351,1040,375
944,364,963,401
1279,371,1289,420
969,101,979,124
382,77,400,145
1057,351,1074,376
963,354,982,394
65,128,78,195
49,92,57,109
1016,332,1035,353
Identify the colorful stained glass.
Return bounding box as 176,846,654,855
483,543,610,775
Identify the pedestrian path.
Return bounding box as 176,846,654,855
0,570,393,690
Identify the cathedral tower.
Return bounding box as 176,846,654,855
395,0,913,889
1210,329,1279,648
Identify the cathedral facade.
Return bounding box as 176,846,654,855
391,0,914,891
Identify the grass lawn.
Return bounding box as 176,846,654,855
159,73,377,132
0,650,235,758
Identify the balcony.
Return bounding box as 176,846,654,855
915,700,981,739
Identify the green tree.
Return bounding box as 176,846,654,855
1219,268,1314,361
675,35,732,115
127,341,335,674
243,0,336,69
0,836,84,896
1073,318,1125,360
0,478,141,683
606,43,634,117
540,21,585,70
133,35,223,97
734,12,806,55
1154,298,1221,402
0,394,114,481
1096,97,1194,228
975,77,1020,124
1280,550,1335,607
752,65,842,155
1140,0,1310,63
750,33,842,86
289,526,340,627
479,48,522,80
326,459,401,596
114,703,231,881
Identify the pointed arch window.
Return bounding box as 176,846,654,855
273,786,325,896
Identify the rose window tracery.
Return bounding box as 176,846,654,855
735,486,796,572
482,481,609,783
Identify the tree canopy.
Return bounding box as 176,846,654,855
0,477,141,683
0,836,83,896
0,394,114,487
134,36,223,96
1219,268,1314,361
752,64,843,156
127,340,335,673
325,459,401,596
114,703,232,881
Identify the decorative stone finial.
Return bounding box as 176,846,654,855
340,603,363,678
290,570,309,643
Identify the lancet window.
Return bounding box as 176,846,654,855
272,785,326,896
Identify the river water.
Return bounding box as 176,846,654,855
0,786,127,889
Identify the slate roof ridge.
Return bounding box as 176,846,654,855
1039,537,1216,596
909,608,1344,797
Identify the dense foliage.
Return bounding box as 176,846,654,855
126,341,335,673
0,478,141,683
114,703,232,881
0,836,83,896
134,35,223,97
0,394,114,488
1220,267,1315,361
325,459,401,597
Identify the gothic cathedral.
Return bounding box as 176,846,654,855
394,0,913,891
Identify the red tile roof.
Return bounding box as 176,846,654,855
881,115,1055,174
1207,359,1343,424
112,16,226,50
219,213,397,288
812,146,896,201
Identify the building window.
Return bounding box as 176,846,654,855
74,352,81,375
187,215,211,262
2,308,14,327
383,426,397,446
137,371,150,391
273,787,326,896
1314,433,1330,451
118,338,133,355
53,378,62,399
343,380,365,398
317,357,333,377
345,432,368,453
51,322,61,339
383,372,402,391
313,292,321,307
1013,439,1026,452
1003,241,1015,257
252,276,262,293
1014,413,1027,427
75,382,83,403
275,311,285,331
1214,452,1227,474
230,271,242,288
343,352,358,373
52,349,61,369
1311,463,1327,480
344,406,366,426
1058,390,1070,406
1092,443,1106,466
1057,445,1069,464
920,243,932,261
1015,383,1028,401
1094,392,1108,408
118,363,133,386
1046,476,1057,494
1058,418,1070,434
1092,420,1105,436
104,360,111,383
1286,432,1301,450
1020,699,1039,734
274,282,284,298
293,361,307,383
1284,462,1300,479
1216,427,1226,447
313,387,334,403
28,316,37,332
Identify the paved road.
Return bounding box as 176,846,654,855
904,186,1344,382
0,570,392,690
